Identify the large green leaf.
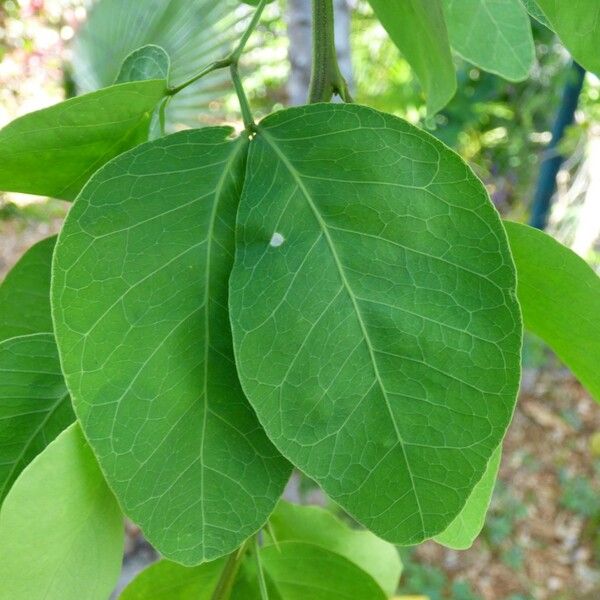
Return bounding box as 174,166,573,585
442,0,535,81
434,444,501,549
0,333,74,503
267,502,401,597
505,221,600,401
73,0,247,130
0,80,166,200
368,0,456,114
535,0,600,74
120,557,227,600
230,103,522,545
52,127,290,565
0,423,123,600
0,236,55,342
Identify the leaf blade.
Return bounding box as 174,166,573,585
52,128,291,565
368,0,456,114
0,80,166,200
230,103,522,545
505,221,600,401
0,423,123,600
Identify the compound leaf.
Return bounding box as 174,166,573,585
0,423,123,600
267,501,401,597
52,127,291,565
368,0,456,114
115,44,171,84
0,333,74,503
0,236,55,342
0,80,166,200
434,444,501,548
505,221,600,401
442,0,535,81
535,0,600,74
230,104,522,545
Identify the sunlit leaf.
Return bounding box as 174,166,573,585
0,424,123,600
115,44,171,84
442,0,535,81
505,221,600,401
535,0,600,74
368,0,456,114
0,81,166,200
434,445,501,549
230,103,522,545
267,501,401,597
52,127,290,565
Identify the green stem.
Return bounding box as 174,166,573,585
308,0,352,103
210,538,252,600
166,0,268,96
254,535,270,600
231,63,255,131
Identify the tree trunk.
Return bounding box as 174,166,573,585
286,0,354,106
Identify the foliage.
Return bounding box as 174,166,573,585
0,0,598,598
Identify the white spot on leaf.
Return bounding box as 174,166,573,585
269,232,285,248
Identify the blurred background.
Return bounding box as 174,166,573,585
1,1,599,598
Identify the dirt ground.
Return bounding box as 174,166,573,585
2,210,600,600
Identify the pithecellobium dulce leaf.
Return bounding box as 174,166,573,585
0,236,55,342
434,444,501,548
0,333,74,503
0,424,123,600
0,80,166,200
442,0,535,81
367,0,456,114
505,221,600,401
52,127,291,565
230,103,522,545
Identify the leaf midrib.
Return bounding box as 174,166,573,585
256,127,426,534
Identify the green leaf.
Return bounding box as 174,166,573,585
0,333,74,503
504,221,600,401
434,445,501,549
267,501,401,597
368,0,456,114
120,557,227,600
442,0,535,81
230,104,522,545
115,44,171,84
535,0,600,74
256,541,387,600
0,236,55,342
0,80,167,200
519,0,551,26
0,423,124,600
73,0,247,131
52,127,291,565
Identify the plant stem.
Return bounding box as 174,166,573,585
254,534,270,600
210,538,252,600
166,0,268,98
231,63,255,131
308,0,352,103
